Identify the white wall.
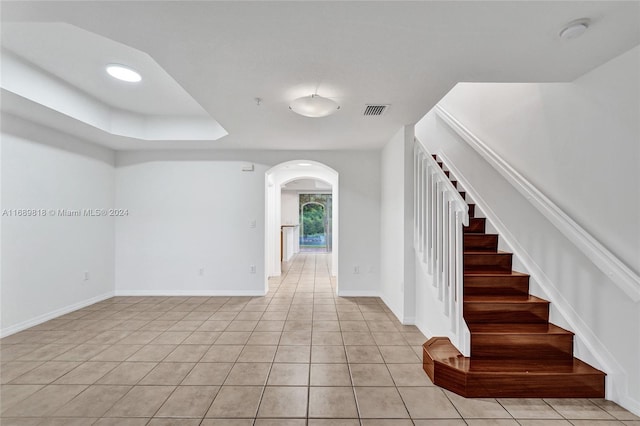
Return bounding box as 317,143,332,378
380,125,415,322
115,150,380,296
415,44,640,413
1,114,115,336
281,191,299,225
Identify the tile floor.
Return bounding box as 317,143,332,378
1,253,638,426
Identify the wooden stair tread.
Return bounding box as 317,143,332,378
465,271,528,278
465,295,549,304
441,356,605,375
468,323,572,335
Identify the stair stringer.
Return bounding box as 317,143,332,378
436,150,626,403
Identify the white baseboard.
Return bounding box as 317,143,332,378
0,291,115,338
402,316,416,325
114,289,267,297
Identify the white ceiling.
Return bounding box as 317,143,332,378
282,179,332,192
1,1,639,151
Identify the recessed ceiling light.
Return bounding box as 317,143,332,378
106,64,142,82
289,94,340,118
559,19,590,40
298,163,312,167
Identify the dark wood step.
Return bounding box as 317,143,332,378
451,180,458,189
467,203,476,217
423,337,605,398
459,191,466,200
464,234,498,252
464,272,530,297
469,323,574,360
464,251,512,273
464,217,486,233
464,295,550,324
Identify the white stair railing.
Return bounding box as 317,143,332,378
414,138,471,356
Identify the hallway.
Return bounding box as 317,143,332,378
0,253,636,424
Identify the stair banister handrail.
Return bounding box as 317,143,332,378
414,138,470,356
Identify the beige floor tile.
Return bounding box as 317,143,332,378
236,345,277,362
350,363,395,386
345,345,384,363
38,418,100,426
247,331,282,345
53,344,111,361
398,387,461,419
262,311,289,321
341,331,374,345
280,331,312,345
308,386,358,418
198,321,231,332
164,343,210,361
354,386,410,418
155,385,219,417
201,345,244,362
215,331,252,345
224,362,271,385
139,362,195,385
386,363,433,386
255,420,306,426
312,331,343,345
2,384,87,417
205,385,263,418
311,346,347,363
90,345,144,361
0,384,44,413
465,421,520,426
378,345,421,363
275,345,311,363
411,421,467,426
226,320,259,332
591,399,640,421
371,332,408,346
93,417,149,425
313,321,341,331
255,320,286,332
310,363,352,386
445,391,512,418
267,363,309,385
284,320,313,331
53,361,119,385
118,331,162,344
366,321,398,331
339,321,369,332
53,384,131,417
96,362,157,385
308,420,361,426
181,331,220,345
18,344,77,361
361,421,415,426
10,361,80,384
544,398,616,420
1,362,43,384
105,385,174,417
147,418,201,426
257,386,308,418
181,362,233,385
516,421,572,426
498,398,563,419
150,331,191,345
201,419,254,426
338,312,365,321
126,344,176,362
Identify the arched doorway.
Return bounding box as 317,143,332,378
264,161,339,294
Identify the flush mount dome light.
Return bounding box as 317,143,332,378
298,163,312,167
106,64,142,82
289,94,340,118
559,18,590,40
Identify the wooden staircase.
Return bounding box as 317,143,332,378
423,155,605,398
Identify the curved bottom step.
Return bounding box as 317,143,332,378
423,337,605,398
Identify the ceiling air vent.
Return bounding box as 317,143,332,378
363,104,389,116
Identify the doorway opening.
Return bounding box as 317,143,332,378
300,194,332,253
264,161,339,294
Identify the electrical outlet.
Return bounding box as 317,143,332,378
249,220,256,228
83,271,90,281
198,268,204,277
249,265,256,274
353,265,360,274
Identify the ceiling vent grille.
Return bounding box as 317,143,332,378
363,104,389,116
